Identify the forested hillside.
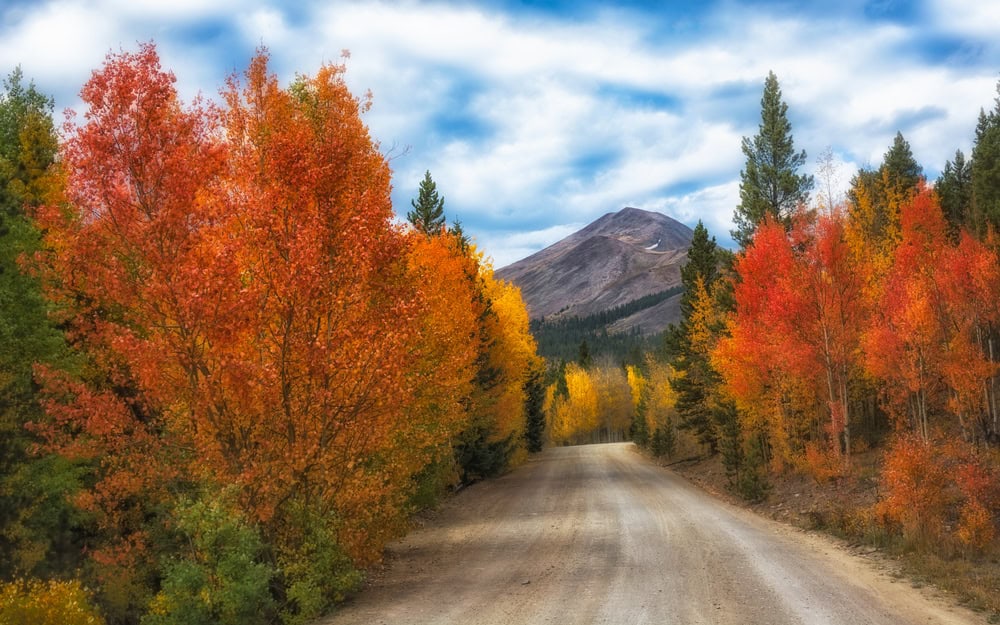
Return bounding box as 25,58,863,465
530,286,683,364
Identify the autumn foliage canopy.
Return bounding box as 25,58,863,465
15,44,538,623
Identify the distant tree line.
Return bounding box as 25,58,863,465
530,286,684,364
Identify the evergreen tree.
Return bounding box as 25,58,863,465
661,416,677,459
679,221,719,318
972,87,1000,234
936,149,972,238
0,68,82,578
669,225,724,452
523,362,546,453
881,131,923,197
407,170,446,235
455,287,511,483
650,426,665,457
847,131,923,251
553,359,569,400
629,387,649,447
449,219,469,251
664,221,723,368
577,339,592,369
732,71,813,247
671,334,720,452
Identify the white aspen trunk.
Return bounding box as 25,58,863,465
990,332,998,435
840,376,851,464
821,323,841,457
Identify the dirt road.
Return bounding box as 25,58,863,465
323,443,984,625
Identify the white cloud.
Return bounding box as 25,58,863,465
99,0,246,21
0,1,118,95
926,0,1000,40
482,222,586,268
646,180,741,246
236,7,292,48
3,0,1000,265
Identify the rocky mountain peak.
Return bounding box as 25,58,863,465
496,207,693,334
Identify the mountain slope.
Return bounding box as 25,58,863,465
497,207,693,333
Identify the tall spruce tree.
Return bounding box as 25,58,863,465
408,169,446,235
936,149,972,238
669,222,723,451
0,68,82,578
972,86,1000,234
679,221,718,317
732,71,813,247
523,361,546,452
881,131,923,196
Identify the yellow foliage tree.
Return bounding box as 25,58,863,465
480,267,540,464
0,578,104,625
549,363,599,444
626,365,646,414
644,358,678,431
592,365,632,442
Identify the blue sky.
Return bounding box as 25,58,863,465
3,0,999,266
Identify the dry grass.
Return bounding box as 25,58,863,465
898,552,1000,619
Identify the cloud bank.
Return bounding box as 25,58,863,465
2,0,999,266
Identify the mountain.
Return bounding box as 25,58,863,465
497,207,693,338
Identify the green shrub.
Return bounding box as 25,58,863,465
142,494,274,625
273,502,362,625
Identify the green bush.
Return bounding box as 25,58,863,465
734,434,771,503
273,502,362,625
142,494,274,625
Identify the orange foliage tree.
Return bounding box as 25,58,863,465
861,185,1000,443
32,45,529,620
717,209,866,473
33,44,226,603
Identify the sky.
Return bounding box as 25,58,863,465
2,0,1000,267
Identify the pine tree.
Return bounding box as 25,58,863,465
669,224,725,452
661,416,677,458
936,149,972,238
0,68,81,578
881,131,923,197
449,219,469,251
679,221,719,318
732,71,813,247
578,339,592,369
523,361,546,453
407,170,446,235
972,86,1000,234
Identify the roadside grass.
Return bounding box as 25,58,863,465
901,552,1000,620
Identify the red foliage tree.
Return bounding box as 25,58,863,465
718,210,865,470
34,45,453,568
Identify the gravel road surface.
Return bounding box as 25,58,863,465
322,443,984,625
